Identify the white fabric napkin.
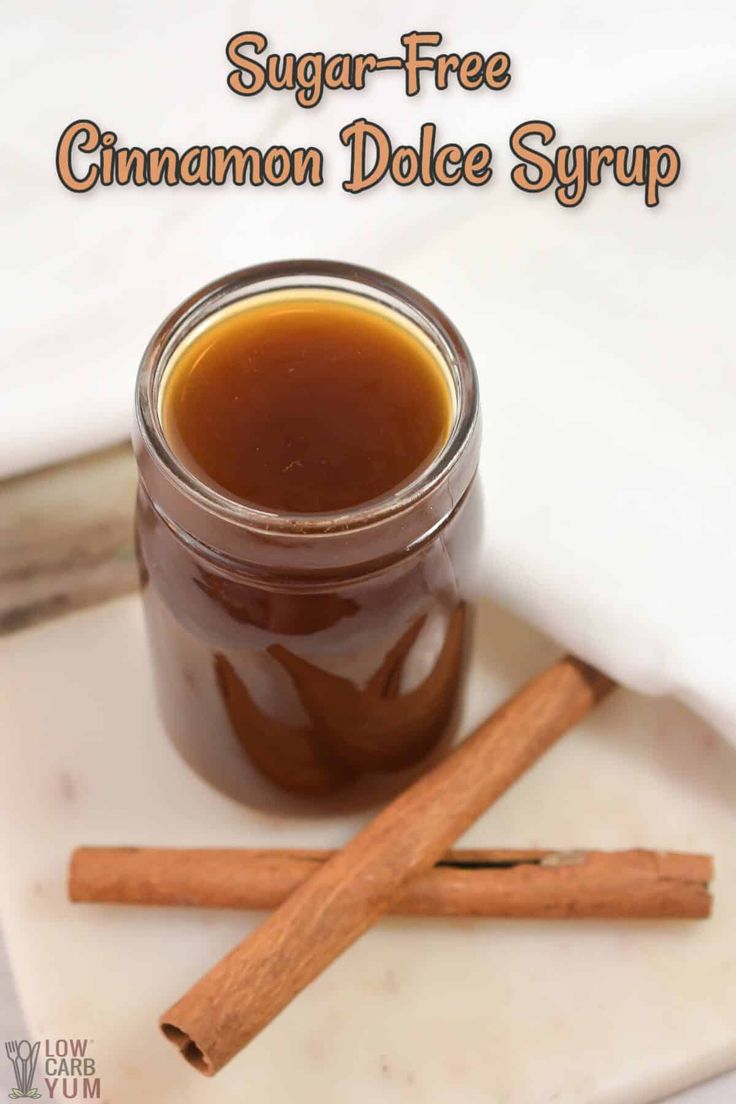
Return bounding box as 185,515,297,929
2,0,735,735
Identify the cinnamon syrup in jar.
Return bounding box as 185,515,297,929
134,262,481,812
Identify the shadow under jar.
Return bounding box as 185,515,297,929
134,261,481,814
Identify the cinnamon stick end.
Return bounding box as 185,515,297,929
565,656,616,703
68,847,86,902
160,1021,214,1077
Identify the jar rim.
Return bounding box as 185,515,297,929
135,259,479,538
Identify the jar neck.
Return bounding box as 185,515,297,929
134,260,480,576
134,435,480,579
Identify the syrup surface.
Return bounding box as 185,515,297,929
162,292,452,513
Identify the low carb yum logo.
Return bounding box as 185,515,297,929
4,1039,101,1100
4,1040,41,1099
43,1039,99,1100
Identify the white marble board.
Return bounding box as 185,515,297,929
0,594,735,1104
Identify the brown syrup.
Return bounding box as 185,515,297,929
161,292,452,514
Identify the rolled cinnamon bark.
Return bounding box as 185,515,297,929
160,655,614,1075
69,845,712,919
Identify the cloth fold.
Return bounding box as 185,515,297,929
2,0,735,736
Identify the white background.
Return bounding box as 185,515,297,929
2,3,736,1098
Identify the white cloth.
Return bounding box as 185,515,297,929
2,0,735,735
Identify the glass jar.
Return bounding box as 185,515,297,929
134,260,481,813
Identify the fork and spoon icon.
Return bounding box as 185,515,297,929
5,1040,41,1099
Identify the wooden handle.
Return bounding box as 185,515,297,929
70,844,712,919
161,656,614,1075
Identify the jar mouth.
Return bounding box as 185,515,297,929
135,259,478,538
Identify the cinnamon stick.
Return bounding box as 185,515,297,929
161,656,614,1075
70,845,712,919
